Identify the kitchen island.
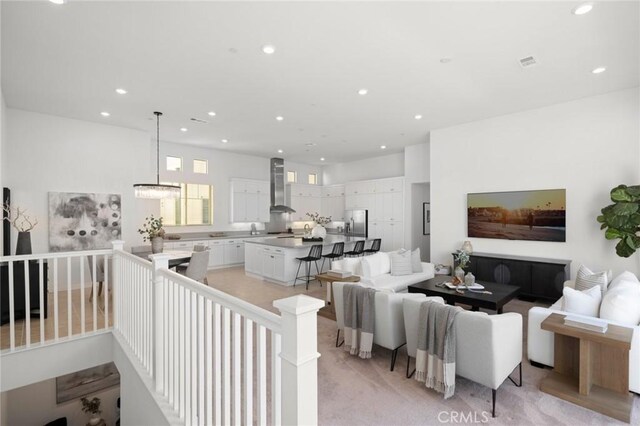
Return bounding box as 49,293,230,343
245,235,370,286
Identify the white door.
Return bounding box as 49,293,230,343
390,192,403,222
233,192,247,222
245,194,259,222
258,193,270,222
273,253,285,281
209,242,225,267
244,244,258,272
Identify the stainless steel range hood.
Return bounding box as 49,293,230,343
269,158,296,213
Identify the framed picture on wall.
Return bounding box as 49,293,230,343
423,202,430,235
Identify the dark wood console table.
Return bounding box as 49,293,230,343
1,260,49,325
453,252,570,301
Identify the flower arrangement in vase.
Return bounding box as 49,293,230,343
81,396,102,426
138,215,166,253
305,212,332,239
452,249,470,285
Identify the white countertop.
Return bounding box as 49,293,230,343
245,235,370,249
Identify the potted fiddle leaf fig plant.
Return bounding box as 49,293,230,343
597,184,640,258
81,396,102,425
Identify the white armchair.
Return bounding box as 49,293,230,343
333,282,438,371
403,298,523,417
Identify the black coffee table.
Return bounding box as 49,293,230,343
408,275,520,314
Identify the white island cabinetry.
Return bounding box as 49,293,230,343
244,236,369,286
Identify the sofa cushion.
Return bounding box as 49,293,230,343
575,265,609,293
411,248,422,273
609,271,640,290
361,252,391,278
332,257,362,276
361,269,431,292
562,286,602,317
600,279,640,326
390,250,412,276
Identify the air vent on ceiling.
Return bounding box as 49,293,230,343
190,117,208,124
519,56,537,68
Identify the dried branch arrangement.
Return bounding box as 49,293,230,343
2,201,39,232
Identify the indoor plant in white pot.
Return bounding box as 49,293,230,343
306,212,332,239
81,396,102,425
138,215,166,253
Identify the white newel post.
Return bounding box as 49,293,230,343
111,240,125,329
274,295,325,426
150,253,171,393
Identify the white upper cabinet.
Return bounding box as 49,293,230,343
230,178,270,223
287,183,323,221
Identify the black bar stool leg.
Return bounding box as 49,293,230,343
294,260,302,287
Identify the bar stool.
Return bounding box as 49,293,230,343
344,240,365,257
362,239,381,255
294,244,323,290
321,242,344,272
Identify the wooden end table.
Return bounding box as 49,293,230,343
314,273,360,319
540,313,634,423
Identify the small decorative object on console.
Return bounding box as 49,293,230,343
306,212,331,239
461,240,473,254
328,269,352,279
2,202,38,255
563,315,608,333
464,272,475,286
434,264,451,275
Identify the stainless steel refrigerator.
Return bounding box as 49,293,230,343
344,209,368,237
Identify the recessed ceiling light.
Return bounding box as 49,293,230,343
115,88,127,95
414,114,423,120
572,3,593,15
276,116,284,121
358,89,368,95
221,139,228,143
380,145,387,150
208,111,216,117
100,111,110,117
277,149,284,154
262,44,276,55
180,128,188,132
49,0,66,4
592,66,607,74
320,157,325,161
305,142,316,147
439,57,453,64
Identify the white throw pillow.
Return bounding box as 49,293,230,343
600,281,640,326
361,252,391,278
575,265,608,293
340,257,362,276
331,259,344,271
411,248,422,273
562,286,602,317
609,271,640,290
389,251,412,276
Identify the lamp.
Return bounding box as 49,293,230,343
134,111,181,199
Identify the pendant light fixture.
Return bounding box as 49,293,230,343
133,112,181,199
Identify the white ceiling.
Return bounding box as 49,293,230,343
2,1,638,165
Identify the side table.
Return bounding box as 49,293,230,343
540,313,633,423
314,273,360,319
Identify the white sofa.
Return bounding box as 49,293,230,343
332,251,435,293
527,280,640,393
332,282,444,370
404,297,523,417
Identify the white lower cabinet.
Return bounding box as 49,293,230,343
208,240,225,267
224,240,245,265
260,247,285,282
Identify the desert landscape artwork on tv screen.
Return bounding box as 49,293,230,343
467,189,566,242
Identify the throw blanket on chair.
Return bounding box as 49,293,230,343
414,300,462,399
343,283,376,359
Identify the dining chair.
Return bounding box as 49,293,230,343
183,250,210,285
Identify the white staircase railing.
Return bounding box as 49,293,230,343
111,241,324,426
1,249,113,352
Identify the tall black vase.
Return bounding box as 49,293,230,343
16,231,32,255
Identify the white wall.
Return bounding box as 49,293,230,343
431,88,640,277
404,142,430,255
322,152,404,185
4,109,322,253
0,92,5,257
160,144,321,233
4,109,155,254
5,377,119,426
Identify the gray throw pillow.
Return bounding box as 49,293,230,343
411,248,422,273
390,251,413,276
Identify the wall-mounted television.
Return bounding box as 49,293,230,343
467,189,566,242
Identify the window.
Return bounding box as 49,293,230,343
193,159,208,174
287,171,297,183
161,183,213,225
308,173,317,185
166,156,182,171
